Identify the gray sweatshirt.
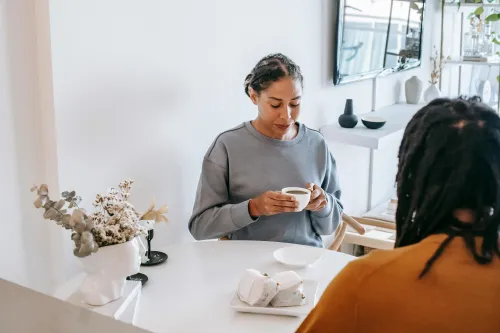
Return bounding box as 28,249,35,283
188,121,343,247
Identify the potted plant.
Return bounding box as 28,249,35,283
31,179,168,306
424,46,450,103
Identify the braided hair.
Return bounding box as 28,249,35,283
244,53,303,97
395,96,500,278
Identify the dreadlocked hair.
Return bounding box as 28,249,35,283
395,96,500,278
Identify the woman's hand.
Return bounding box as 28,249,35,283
249,191,298,218
305,183,327,211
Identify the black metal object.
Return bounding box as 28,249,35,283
142,251,168,266
127,273,149,286
141,229,168,266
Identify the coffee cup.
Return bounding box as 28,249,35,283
281,187,311,211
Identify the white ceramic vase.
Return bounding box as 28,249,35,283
405,76,423,104
423,83,441,103
79,238,143,306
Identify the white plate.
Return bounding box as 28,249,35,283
273,246,324,268
229,280,318,317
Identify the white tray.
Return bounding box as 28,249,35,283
229,280,318,317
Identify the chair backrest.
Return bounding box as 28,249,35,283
327,213,366,251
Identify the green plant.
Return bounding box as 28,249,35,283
450,0,495,10
31,184,99,257
448,1,500,81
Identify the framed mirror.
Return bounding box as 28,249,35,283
334,0,425,85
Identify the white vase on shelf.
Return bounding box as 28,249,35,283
477,79,492,103
423,83,441,103
405,76,423,104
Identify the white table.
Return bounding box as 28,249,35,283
134,240,355,333
54,278,142,325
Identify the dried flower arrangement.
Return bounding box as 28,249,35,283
141,198,169,223
429,46,451,85
31,179,168,258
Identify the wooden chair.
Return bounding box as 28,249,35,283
346,216,396,231
332,216,397,252
219,213,367,251
327,213,366,251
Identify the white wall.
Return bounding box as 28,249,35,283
47,0,435,249
0,0,437,291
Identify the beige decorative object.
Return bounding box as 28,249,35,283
140,197,168,223
405,76,423,104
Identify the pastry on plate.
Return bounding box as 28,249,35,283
271,270,306,307
237,269,279,307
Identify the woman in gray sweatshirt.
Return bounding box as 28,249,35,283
188,53,343,248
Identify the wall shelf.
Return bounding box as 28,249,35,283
444,2,500,8
439,2,500,113
320,103,423,149
446,59,500,66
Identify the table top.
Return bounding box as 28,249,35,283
135,240,355,333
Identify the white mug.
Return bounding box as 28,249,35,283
281,187,311,212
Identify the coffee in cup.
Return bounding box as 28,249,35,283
281,187,311,211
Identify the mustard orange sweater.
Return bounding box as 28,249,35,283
296,234,500,333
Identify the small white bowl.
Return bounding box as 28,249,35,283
281,187,311,211
361,116,386,129
273,246,324,268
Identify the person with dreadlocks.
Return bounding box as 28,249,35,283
296,97,500,333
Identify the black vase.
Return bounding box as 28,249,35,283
338,99,358,128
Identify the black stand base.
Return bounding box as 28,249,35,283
141,251,168,266
141,229,168,267
127,273,149,286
